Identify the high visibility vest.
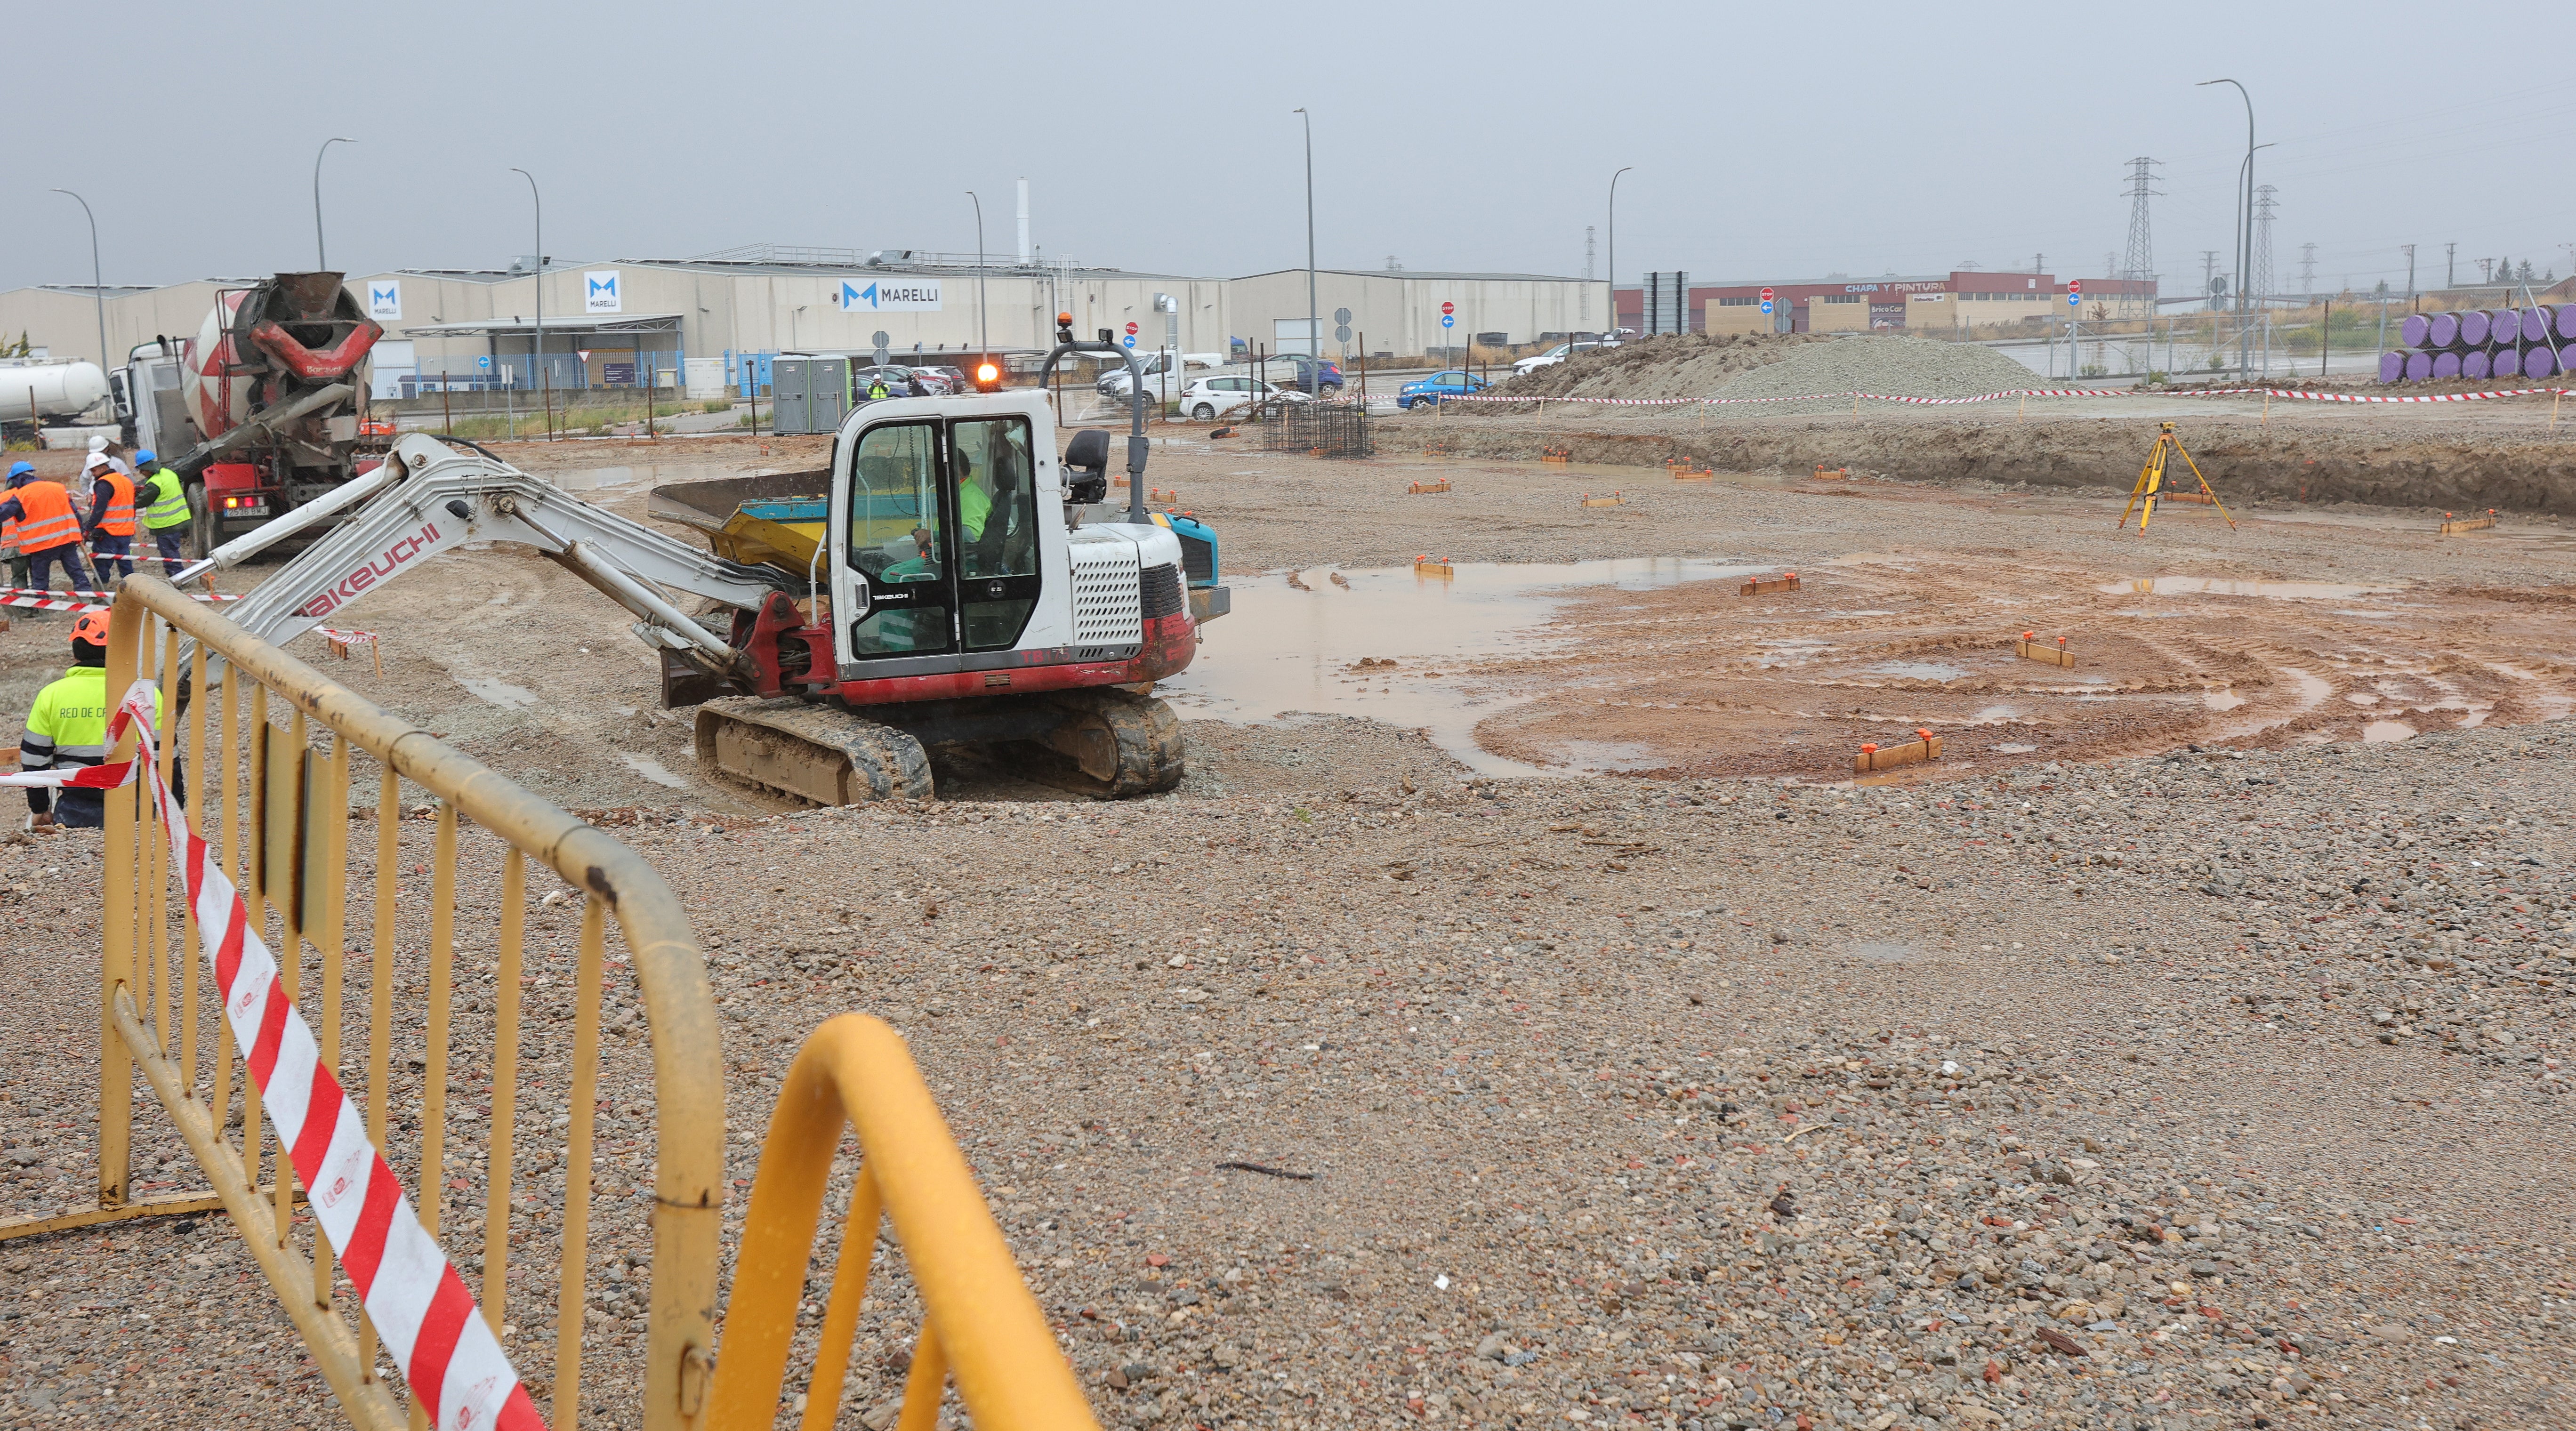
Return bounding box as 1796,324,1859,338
10,481,81,552
139,468,191,530
0,510,18,556
93,472,137,536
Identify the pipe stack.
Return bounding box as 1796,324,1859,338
2379,304,2576,383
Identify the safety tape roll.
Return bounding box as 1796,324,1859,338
1,682,544,1431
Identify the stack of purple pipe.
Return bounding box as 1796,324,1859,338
2379,305,2576,383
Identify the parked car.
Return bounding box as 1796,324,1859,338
1180,376,1310,422
1259,354,1344,393
913,364,970,394
1096,351,1219,400
1397,369,1489,410
1513,341,1603,376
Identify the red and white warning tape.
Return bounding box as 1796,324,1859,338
1338,383,2572,410
0,586,245,614
316,627,380,646
0,681,543,1431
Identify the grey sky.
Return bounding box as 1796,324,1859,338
12,2,2573,297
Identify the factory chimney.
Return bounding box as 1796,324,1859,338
1015,178,1030,264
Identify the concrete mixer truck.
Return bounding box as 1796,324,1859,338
111,271,385,557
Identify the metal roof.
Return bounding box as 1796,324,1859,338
1233,268,1591,283
400,314,684,335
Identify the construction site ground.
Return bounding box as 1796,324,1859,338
1,416,2573,1431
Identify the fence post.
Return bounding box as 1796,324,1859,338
96,605,145,1209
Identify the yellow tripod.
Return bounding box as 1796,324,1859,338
2119,421,2236,533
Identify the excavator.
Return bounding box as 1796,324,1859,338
169,329,1230,802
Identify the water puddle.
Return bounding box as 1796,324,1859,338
1992,742,2039,755
459,677,539,709
2363,720,2419,743
2202,691,2247,711
1163,557,1755,775
619,752,692,788
1868,660,1970,681
2105,576,2395,600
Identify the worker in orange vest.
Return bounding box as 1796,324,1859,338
80,450,137,583
0,462,93,608
0,462,28,590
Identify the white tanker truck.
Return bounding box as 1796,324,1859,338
112,271,385,557
0,359,113,442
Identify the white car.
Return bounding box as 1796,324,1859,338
1513,340,1606,376
1180,376,1310,421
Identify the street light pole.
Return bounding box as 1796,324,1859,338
313,136,355,270
510,167,550,441
2198,79,2254,380
1608,167,1634,339
966,190,988,353
1294,108,1318,394
49,189,107,370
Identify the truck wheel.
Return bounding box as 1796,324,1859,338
186,483,217,560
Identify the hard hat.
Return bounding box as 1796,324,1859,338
6,461,32,482
83,451,113,471
70,609,110,647
135,450,157,464
86,433,107,451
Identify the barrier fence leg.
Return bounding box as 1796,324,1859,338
99,608,142,1211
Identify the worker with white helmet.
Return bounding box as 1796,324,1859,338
80,450,138,583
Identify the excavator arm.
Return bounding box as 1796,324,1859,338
192,434,788,677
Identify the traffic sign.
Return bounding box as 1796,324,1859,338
1125,321,1139,335
1334,306,1352,324
872,329,891,348
1440,301,1455,315
2067,280,2081,308
1334,324,1352,343
1759,287,1774,302
1122,335,1136,348
1440,314,1455,329
1760,300,1774,315
476,355,490,370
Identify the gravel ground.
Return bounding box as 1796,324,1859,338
0,432,2572,1431
5,727,2574,1430
1496,336,1831,403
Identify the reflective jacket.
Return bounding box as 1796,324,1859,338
90,471,137,536
20,665,164,821
139,467,191,530
7,481,82,552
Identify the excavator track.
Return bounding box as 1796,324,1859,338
694,697,936,805
1026,687,1187,798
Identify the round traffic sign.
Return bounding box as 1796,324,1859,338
2068,292,2080,306
1759,287,1773,301
1334,324,1352,342
1125,321,1139,335
1122,335,1136,348
1440,314,1455,329
1440,301,1455,315
1759,301,1774,315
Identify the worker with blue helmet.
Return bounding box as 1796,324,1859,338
0,462,31,588
133,449,190,573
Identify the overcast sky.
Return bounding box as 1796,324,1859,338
11,2,2572,298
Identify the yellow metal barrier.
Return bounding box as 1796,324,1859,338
1,573,1100,1431
0,574,726,1431
708,1014,1101,1431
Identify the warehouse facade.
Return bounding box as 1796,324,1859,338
1614,271,2158,337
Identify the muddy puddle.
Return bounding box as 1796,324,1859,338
2101,576,2395,599
1161,558,1756,775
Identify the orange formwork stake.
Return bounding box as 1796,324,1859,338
1854,728,1942,774
1407,478,1453,495
1739,571,1801,596
2013,632,2076,667
2439,509,2497,535
1580,491,1625,507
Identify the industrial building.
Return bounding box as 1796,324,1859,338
1614,271,2158,337
0,250,1604,400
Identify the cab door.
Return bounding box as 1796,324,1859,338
832,417,958,667
948,411,1042,652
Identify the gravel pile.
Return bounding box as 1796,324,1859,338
5,720,2568,1430
1700,336,2043,414
1495,333,1829,402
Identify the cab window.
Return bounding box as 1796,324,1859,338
845,422,946,656
950,415,1040,649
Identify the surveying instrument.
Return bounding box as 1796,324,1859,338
2119,421,2236,533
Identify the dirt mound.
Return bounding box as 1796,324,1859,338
1700,334,2042,411
1494,331,1827,400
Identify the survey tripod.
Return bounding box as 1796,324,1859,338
2120,422,2236,533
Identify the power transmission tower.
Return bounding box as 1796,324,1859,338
2120,157,2162,286
2298,242,2317,299
2251,185,2278,304
2444,241,2455,289
2201,249,2220,311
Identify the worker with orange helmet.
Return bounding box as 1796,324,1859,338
81,449,138,582
18,609,169,832
0,459,94,606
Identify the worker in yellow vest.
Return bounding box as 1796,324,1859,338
81,450,137,583
0,461,94,605
18,609,173,833
134,450,191,573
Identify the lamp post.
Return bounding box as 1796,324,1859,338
966,190,987,353
510,167,550,440
313,136,355,270
49,189,107,370
1294,108,1318,393
1607,167,1634,339
2198,79,2254,379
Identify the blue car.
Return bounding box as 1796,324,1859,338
1398,369,1489,410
